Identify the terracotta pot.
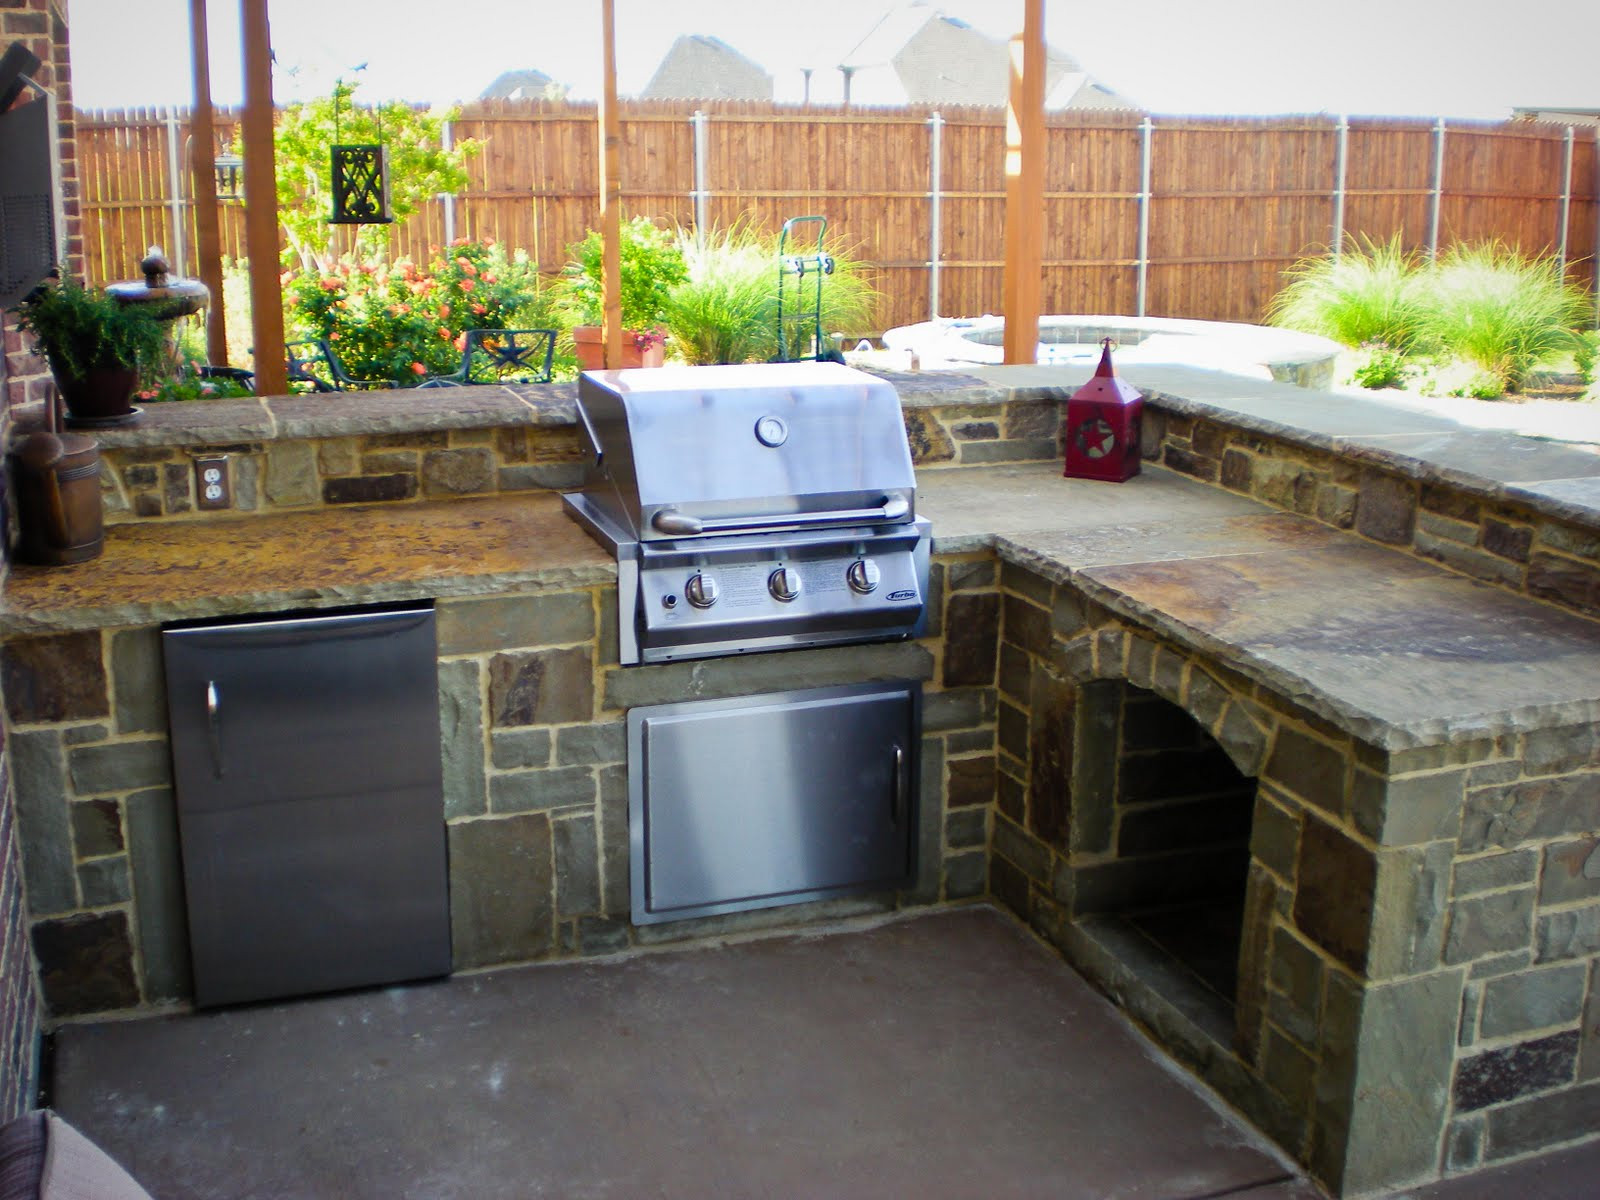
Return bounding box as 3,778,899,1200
572,325,665,370
51,364,141,427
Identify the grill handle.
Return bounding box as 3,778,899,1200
652,494,910,537
574,402,604,470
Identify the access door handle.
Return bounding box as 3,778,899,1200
205,680,224,779
891,743,907,828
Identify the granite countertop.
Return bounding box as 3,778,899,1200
0,492,614,636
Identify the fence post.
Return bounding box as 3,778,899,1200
928,110,943,319
1136,116,1152,317
692,109,708,237
1556,124,1574,274
1428,116,1446,258
1331,115,1348,258
164,108,188,278
441,119,457,246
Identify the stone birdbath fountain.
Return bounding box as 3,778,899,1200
103,245,211,419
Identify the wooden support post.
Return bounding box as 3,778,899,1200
239,0,286,396
188,0,228,366
598,0,622,369
1001,0,1045,365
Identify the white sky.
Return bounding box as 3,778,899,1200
66,0,1600,120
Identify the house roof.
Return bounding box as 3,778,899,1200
642,34,773,101
832,4,1133,109
479,69,557,101
1511,106,1600,125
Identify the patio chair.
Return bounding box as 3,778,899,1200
413,328,557,388
285,339,396,393
197,364,255,391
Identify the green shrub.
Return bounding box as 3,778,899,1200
284,238,541,383
552,216,687,332
139,367,256,403
1448,371,1507,400
1269,235,1433,353
662,223,778,365
660,220,880,365
1418,243,1588,393
1349,342,1411,390
1573,328,1599,385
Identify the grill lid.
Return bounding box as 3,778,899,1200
573,362,916,541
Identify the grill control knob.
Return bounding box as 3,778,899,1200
846,558,881,595
684,572,719,608
768,566,803,602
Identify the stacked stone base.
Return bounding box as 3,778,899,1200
983,556,1600,1196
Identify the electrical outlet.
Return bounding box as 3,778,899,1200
194,456,231,510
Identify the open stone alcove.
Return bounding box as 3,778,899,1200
1068,681,1257,1029
984,558,1600,1197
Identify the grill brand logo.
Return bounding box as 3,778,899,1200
887,589,917,602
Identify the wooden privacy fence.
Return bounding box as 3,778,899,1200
75,100,1600,333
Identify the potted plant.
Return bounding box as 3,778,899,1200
554,216,686,369
15,275,167,424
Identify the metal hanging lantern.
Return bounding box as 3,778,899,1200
1063,339,1143,483
330,144,392,224
328,85,392,225
212,145,244,201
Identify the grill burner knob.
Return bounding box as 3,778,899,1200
846,558,881,594
768,566,803,602
684,572,720,608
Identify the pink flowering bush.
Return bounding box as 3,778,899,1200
284,238,542,383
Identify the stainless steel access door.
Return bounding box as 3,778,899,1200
629,681,919,925
163,604,450,1008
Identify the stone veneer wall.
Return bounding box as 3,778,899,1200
87,395,1068,523
982,554,1600,1195
1145,407,1600,622
97,425,588,522
0,307,43,1119
0,546,996,1018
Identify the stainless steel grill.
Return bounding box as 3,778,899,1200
563,362,931,665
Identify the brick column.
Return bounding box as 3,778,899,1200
3,0,78,410
0,0,72,1118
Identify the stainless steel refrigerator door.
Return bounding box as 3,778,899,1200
629,681,919,924
163,605,450,1008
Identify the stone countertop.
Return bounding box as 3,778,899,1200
0,492,614,636
918,464,1600,749
1119,365,1600,529
7,462,1599,749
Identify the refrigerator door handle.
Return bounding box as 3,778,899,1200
205,680,224,778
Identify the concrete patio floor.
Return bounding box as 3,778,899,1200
46,906,1599,1199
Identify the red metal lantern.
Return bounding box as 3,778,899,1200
1063,339,1142,483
